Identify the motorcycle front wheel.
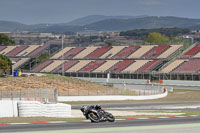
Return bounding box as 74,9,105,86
106,113,115,122
88,112,100,123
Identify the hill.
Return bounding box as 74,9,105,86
1,16,200,32
82,16,200,31
0,21,28,32
34,16,200,32
67,15,148,25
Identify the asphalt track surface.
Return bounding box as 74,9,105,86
1,116,200,133
72,102,200,110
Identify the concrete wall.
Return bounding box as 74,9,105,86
0,101,18,117
78,77,200,87
77,77,147,84
58,90,168,102
18,101,71,117
0,101,71,118
163,80,200,86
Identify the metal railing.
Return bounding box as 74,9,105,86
57,85,165,96
0,88,57,103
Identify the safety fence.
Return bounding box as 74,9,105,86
57,85,165,96
0,88,57,103
0,86,165,100
62,72,200,81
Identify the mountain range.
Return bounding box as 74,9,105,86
1,15,200,33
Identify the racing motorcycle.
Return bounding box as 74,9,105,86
80,105,115,123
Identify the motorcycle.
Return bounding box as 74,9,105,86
80,105,115,123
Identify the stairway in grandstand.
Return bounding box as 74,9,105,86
159,44,200,74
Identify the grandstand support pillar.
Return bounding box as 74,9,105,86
61,35,65,76
184,73,186,80
192,73,193,81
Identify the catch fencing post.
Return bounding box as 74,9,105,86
27,88,30,101
34,88,37,101
54,88,57,103
0,90,2,100
46,88,48,103
19,89,21,101
40,88,43,103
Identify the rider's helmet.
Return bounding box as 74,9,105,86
95,104,101,110
80,105,88,112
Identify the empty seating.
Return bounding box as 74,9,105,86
40,60,64,72
66,60,92,72
56,60,79,73
100,46,126,59
172,59,200,73
6,45,29,56
79,60,106,72
11,58,21,62
74,47,98,59
122,60,150,73
27,45,48,57
12,58,30,70
0,46,16,55
113,46,140,59
128,45,154,58
157,45,182,58
193,52,200,58
31,60,54,73
137,60,161,73
63,47,86,59
160,59,188,73
86,46,112,59
0,46,7,53
50,47,73,59
107,60,135,73
181,44,200,58
93,60,120,73
17,45,39,56
142,45,170,59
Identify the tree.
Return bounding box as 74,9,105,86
170,36,192,49
144,32,170,45
105,41,113,46
37,52,51,63
0,33,15,45
0,54,12,70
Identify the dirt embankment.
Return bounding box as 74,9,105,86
0,75,119,95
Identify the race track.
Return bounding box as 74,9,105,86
1,116,200,133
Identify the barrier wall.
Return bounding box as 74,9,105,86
18,101,71,117
58,90,168,102
0,101,71,118
163,80,200,86
0,101,18,117
77,77,147,84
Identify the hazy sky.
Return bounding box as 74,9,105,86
0,0,200,24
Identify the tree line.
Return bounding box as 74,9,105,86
120,27,190,39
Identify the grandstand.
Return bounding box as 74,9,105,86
181,44,200,58
156,44,200,80
29,45,183,75
0,45,49,70
4,43,200,80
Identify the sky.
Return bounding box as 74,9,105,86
0,0,200,24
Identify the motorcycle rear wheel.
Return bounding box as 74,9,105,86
88,112,100,123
